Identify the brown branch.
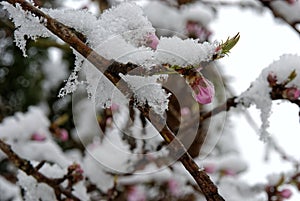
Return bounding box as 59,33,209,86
258,0,300,36
0,139,81,201
3,0,225,200
200,96,237,121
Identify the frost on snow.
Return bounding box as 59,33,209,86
238,54,300,141
1,1,219,115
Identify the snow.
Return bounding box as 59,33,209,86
271,1,300,24
144,1,215,35
1,2,51,57
120,74,170,115
17,162,88,201
238,54,300,141
155,37,217,67
0,107,50,142
0,176,21,201
2,1,220,115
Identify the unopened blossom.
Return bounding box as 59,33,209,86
204,164,216,174
190,75,215,104
145,33,159,50
286,0,296,4
186,21,211,41
58,128,69,141
127,186,146,201
223,169,236,176
168,179,180,197
280,188,293,199
267,72,278,87
31,133,46,141
68,163,84,183
180,107,191,116
283,87,300,100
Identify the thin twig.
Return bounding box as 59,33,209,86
258,0,300,36
3,0,225,200
0,139,81,201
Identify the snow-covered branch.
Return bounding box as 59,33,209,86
0,139,82,201
1,0,226,200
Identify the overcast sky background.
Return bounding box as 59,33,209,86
211,5,300,199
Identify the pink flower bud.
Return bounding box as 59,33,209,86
223,169,236,176
58,128,69,141
31,133,46,141
204,164,216,174
186,21,211,41
191,76,215,104
127,186,146,201
110,103,119,111
280,188,292,199
168,179,180,196
68,163,84,183
267,72,277,87
283,87,300,100
180,107,191,116
286,0,296,4
145,33,159,50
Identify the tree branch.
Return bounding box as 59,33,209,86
3,0,225,200
0,139,81,201
258,0,300,36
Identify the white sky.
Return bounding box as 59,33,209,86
211,5,300,199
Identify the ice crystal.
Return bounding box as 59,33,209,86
1,2,51,57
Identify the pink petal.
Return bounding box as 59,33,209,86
280,189,293,199
193,77,215,104
145,33,159,50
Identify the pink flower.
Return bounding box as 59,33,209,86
58,128,69,141
283,87,300,100
68,163,84,183
191,76,215,104
267,72,277,87
145,33,159,50
280,188,293,199
168,179,180,196
286,0,296,4
110,103,119,111
127,186,146,201
31,133,46,141
204,164,216,174
180,107,191,116
223,169,236,176
186,21,211,41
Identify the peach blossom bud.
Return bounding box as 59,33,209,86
267,72,277,87
145,33,159,50
31,133,46,141
168,179,180,196
59,128,69,141
192,76,215,104
283,87,300,100
204,164,216,174
280,188,292,199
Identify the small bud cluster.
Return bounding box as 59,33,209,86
67,163,84,185
185,20,211,41
268,70,300,101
